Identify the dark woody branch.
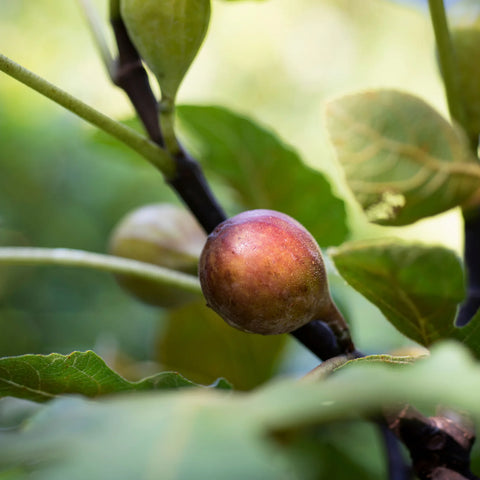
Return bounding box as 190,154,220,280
386,406,478,480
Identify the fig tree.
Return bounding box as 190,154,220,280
199,209,352,348
109,203,206,308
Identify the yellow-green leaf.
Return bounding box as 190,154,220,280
325,89,480,225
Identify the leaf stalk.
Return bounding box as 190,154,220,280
0,247,201,295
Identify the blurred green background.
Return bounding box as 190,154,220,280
0,0,463,384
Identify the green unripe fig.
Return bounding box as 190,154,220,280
120,0,211,104
199,209,349,339
109,203,206,308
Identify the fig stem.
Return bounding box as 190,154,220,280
159,102,182,155
322,302,356,355
291,321,343,361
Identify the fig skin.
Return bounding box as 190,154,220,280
109,203,206,308
199,209,337,335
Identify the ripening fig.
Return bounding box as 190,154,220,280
199,210,353,350
109,203,206,308
120,0,211,104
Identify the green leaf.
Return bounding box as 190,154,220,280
0,351,229,402
156,301,286,390
325,89,480,225
330,239,465,347
1,342,480,479
0,393,297,480
248,341,480,430
177,105,348,247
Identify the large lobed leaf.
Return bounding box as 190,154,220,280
0,351,229,403
1,342,480,479
325,89,480,225
177,105,348,247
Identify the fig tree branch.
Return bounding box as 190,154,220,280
104,3,356,358
387,405,479,480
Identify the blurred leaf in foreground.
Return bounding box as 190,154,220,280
0,342,479,479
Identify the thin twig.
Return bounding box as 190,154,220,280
0,247,201,295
